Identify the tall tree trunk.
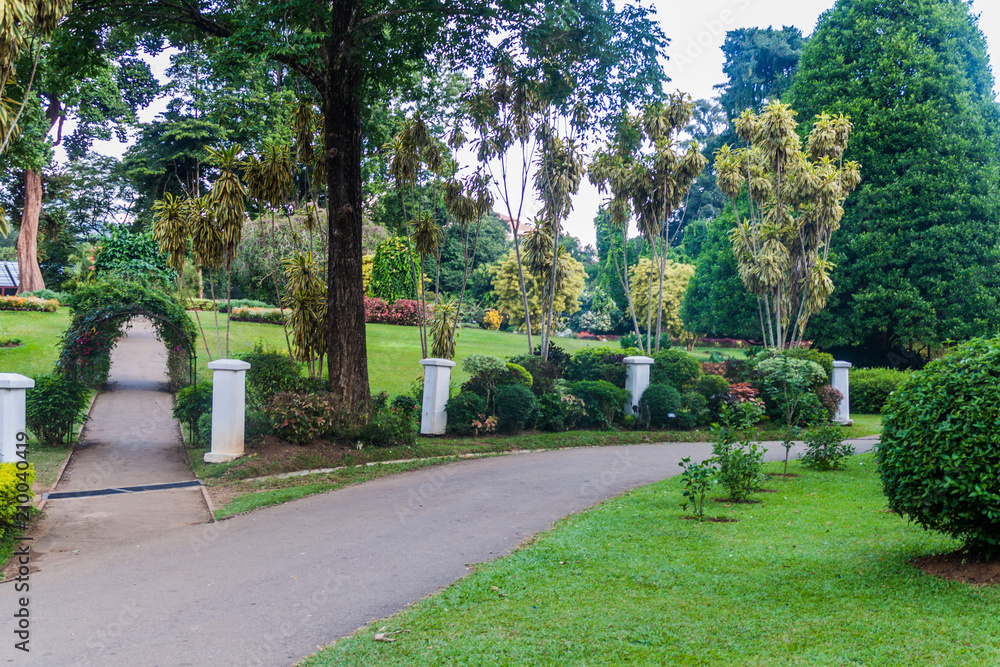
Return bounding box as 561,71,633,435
16,169,45,294
324,14,370,415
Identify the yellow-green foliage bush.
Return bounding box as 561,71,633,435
0,296,58,312
482,308,502,330
228,306,288,324
0,462,35,535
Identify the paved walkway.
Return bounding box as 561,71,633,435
25,319,210,571
5,401,878,667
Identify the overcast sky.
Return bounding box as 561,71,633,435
81,0,1000,246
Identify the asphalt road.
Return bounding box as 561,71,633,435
3,437,877,667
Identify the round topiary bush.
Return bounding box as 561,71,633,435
878,337,1000,558
495,384,536,434
639,383,682,429
650,349,701,390
446,392,487,436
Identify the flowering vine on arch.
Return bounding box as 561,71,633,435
57,280,198,390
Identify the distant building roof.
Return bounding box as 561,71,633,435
0,261,17,289
495,211,535,237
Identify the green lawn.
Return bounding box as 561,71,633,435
0,308,71,377
301,454,996,666
0,308,746,394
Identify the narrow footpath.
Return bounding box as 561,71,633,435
25,318,210,571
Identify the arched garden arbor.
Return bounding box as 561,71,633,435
57,280,199,390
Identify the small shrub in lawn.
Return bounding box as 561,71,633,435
852,367,909,413
815,384,843,419
1,462,34,535
239,344,303,405
755,354,827,427
800,422,853,470
681,391,709,427
26,373,91,445
679,456,716,521
650,349,701,390
173,381,212,444
217,299,273,312
24,289,69,303
228,306,288,324
711,401,766,502
494,384,536,434
186,297,216,311
569,380,629,428
878,336,1000,558
446,392,486,436
638,383,682,429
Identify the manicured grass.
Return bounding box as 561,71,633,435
300,454,997,666
0,308,70,377
27,442,74,491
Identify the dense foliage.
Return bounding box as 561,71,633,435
878,337,1000,557
851,367,910,414
26,374,91,445
791,0,1000,360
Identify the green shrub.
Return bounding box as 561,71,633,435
446,392,487,436
495,384,536,434
535,393,566,432
780,348,834,382
696,373,730,402
682,391,710,427
509,355,560,396
196,413,212,448
878,337,1000,557
711,402,766,502
390,394,421,430
800,423,853,470
24,289,69,303
755,354,827,427
265,392,338,443
1,462,34,535
359,400,417,447
566,347,626,387
534,343,571,374
26,374,91,445
217,298,273,312
568,380,630,428
173,382,212,444
638,383,682,428
650,349,701,390
228,306,288,324
185,298,217,311
852,367,909,413
239,344,303,405
501,363,533,389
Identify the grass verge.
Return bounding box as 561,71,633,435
194,417,879,521
299,454,997,666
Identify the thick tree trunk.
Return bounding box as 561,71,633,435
16,169,44,294
323,8,370,414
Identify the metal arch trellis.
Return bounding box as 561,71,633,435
84,308,199,388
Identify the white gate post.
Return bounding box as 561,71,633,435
204,360,250,463
420,358,455,435
623,356,654,416
831,360,853,426
0,374,33,463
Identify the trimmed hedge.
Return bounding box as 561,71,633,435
228,306,289,324
852,367,910,413
0,295,58,312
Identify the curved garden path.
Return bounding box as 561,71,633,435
6,399,878,667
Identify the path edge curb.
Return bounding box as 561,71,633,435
35,390,99,514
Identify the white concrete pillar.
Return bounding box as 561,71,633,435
204,359,250,463
623,356,654,416
0,374,33,463
420,358,455,435
831,360,853,426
